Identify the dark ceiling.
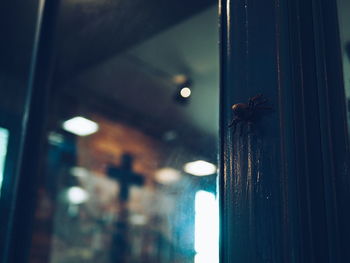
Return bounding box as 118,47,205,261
54,0,215,81
51,1,219,158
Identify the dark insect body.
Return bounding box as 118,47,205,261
229,94,272,135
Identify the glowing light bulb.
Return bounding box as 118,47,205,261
62,116,99,136
67,186,89,204
184,160,216,176
180,87,191,98
155,167,181,184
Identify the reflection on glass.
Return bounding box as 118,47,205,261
30,1,219,263
62,117,99,136
337,0,350,134
0,127,9,194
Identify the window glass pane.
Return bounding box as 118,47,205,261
0,0,45,258
30,1,219,263
337,0,350,135
0,127,9,194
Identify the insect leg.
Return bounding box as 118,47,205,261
229,119,240,134
249,94,263,107
254,98,268,106
228,118,237,127
251,94,263,101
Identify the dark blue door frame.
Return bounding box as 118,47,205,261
1,0,59,262
219,0,350,262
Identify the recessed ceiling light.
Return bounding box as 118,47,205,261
62,116,99,136
180,87,191,98
67,186,89,204
155,167,182,184
184,160,217,176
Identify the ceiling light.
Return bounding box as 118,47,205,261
67,186,89,204
62,116,99,136
184,160,217,176
174,78,192,105
155,167,182,184
180,87,191,98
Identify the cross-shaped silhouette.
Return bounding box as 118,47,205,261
106,153,145,263
107,153,144,202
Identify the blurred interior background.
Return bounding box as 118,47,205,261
28,1,220,263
